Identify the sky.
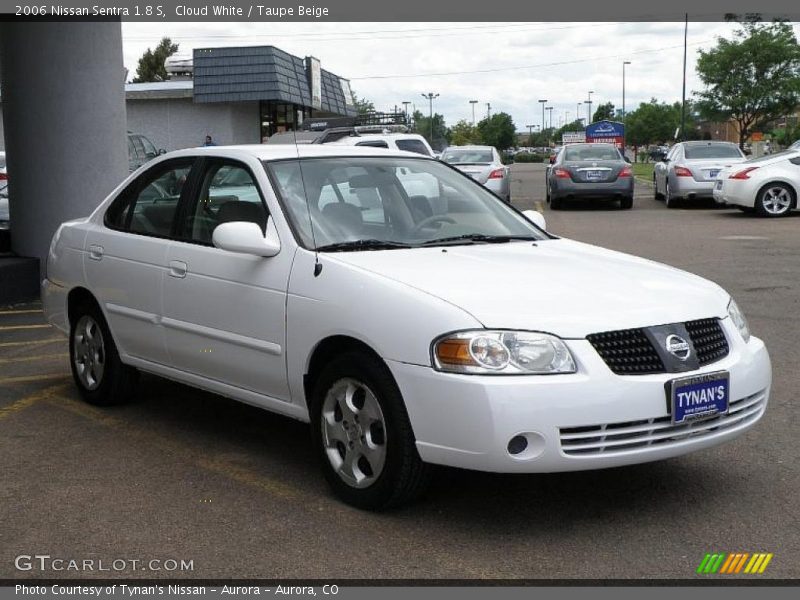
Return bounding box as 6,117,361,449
120,21,800,132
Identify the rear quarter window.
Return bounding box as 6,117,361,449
395,139,432,156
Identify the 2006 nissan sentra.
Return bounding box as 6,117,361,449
42,145,771,509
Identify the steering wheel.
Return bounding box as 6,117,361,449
410,214,456,234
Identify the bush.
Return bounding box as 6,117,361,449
512,152,548,163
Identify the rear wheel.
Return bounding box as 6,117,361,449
665,182,679,209
550,195,563,210
620,196,633,210
310,352,430,510
69,302,138,406
653,176,663,200
755,183,794,217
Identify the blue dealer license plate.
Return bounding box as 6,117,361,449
669,371,729,424
709,169,720,179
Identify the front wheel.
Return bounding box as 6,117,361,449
653,176,663,200
310,352,430,510
755,183,794,217
69,303,138,406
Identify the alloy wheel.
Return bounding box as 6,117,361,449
72,315,106,390
321,378,387,489
760,186,792,215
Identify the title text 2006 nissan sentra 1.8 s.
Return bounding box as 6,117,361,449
42,145,771,509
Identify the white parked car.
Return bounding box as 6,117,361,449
440,145,511,202
327,132,435,158
713,150,800,217
43,145,771,509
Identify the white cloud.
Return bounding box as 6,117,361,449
121,20,799,131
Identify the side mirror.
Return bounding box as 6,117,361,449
212,219,281,257
523,209,547,231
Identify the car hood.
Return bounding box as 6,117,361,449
327,239,729,338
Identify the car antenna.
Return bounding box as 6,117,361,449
292,127,323,277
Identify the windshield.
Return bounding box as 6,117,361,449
564,145,620,161
684,144,742,159
266,157,546,250
441,149,493,164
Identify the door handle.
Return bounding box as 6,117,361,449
88,245,104,261
168,260,188,278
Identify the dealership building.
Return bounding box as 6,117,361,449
0,44,357,152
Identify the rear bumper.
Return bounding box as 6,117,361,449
671,178,717,198
551,178,633,199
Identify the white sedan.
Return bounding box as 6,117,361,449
714,150,800,217
43,144,770,509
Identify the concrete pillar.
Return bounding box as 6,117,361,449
0,22,128,268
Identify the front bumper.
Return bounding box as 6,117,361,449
389,319,770,473
41,278,69,335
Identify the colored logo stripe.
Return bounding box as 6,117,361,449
697,553,773,574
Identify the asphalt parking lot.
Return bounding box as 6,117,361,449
1,161,798,580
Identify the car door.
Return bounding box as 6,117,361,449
161,158,292,401
656,146,678,192
84,157,196,365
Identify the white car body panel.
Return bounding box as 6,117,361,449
42,144,771,475
714,150,800,210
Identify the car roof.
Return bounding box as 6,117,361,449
161,144,429,162
443,145,495,150
680,140,738,146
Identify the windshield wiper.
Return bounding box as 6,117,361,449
316,239,413,252
421,234,539,246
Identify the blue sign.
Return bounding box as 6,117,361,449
585,120,625,138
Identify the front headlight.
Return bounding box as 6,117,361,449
727,298,751,343
432,330,577,375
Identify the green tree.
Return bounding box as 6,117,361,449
592,102,616,122
695,19,800,148
625,99,681,154
450,120,483,145
350,92,375,116
476,112,516,150
132,37,179,83
412,110,449,150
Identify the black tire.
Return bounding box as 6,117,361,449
69,301,139,406
550,195,563,210
736,206,755,213
310,352,430,510
755,183,794,218
665,182,679,209
620,196,633,210
653,176,663,200
545,181,551,203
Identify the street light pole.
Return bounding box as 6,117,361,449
586,90,594,124
622,61,631,149
469,99,478,125
486,102,491,120
546,106,553,131
421,92,439,144
538,99,547,144
402,101,411,125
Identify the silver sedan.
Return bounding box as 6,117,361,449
654,141,747,208
440,145,511,202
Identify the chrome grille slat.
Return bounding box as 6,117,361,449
560,391,765,456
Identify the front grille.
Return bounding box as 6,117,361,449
559,390,767,456
586,328,665,375
685,318,729,365
587,318,730,375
